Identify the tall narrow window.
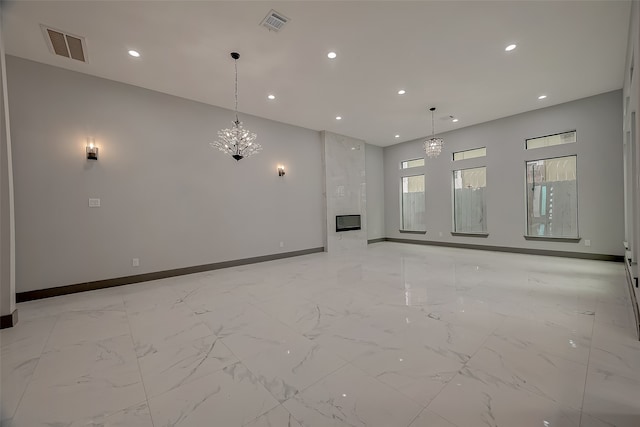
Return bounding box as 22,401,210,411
453,167,487,233
526,156,578,238
401,175,426,231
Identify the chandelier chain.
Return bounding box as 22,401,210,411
431,109,435,137
234,57,239,123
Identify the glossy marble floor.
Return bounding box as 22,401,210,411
1,242,639,427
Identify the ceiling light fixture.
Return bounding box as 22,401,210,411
505,44,517,52
327,51,337,59
398,89,406,95
424,107,443,158
267,94,275,100
336,116,342,120
395,134,400,138
211,52,261,161
128,50,140,57
538,94,547,100
452,118,459,123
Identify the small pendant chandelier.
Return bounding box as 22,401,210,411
424,107,443,158
211,52,261,161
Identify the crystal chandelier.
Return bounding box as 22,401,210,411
211,52,261,161
424,107,443,158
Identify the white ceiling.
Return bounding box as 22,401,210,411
2,1,632,147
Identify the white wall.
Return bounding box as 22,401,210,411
322,131,367,252
384,90,624,256
7,56,325,292
622,0,639,320
0,7,16,317
365,143,384,240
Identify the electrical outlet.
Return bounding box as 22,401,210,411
88,198,100,208
279,241,284,248
132,258,140,267
584,240,591,247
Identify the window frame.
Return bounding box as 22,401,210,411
525,130,577,150
399,173,427,233
452,147,487,162
451,166,489,236
524,154,581,241
400,158,425,169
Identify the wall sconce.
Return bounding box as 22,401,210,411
277,165,285,177
86,138,98,160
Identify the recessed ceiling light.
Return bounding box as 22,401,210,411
397,89,406,95
452,118,459,123
335,116,342,120
327,51,337,59
267,94,275,100
505,44,517,52
538,95,547,100
395,134,400,138
128,50,140,57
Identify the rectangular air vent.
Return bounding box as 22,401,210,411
41,25,88,62
260,9,289,32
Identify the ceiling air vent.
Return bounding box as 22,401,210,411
41,25,87,62
260,10,290,32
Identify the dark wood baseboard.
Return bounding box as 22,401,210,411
0,309,18,329
383,238,624,262
367,238,386,244
17,247,324,303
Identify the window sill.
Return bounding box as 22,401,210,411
399,230,427,235
451,232,489,237
523,235,581,243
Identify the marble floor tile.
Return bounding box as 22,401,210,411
252,294,343,339
408,410,459,427
1,316,57,421
283,363,422,427
242,337,347,402
148,362,279,427
137,334,238,398
128,301,211,356
466,335,588,410
427,368,581,427
310,315,402,362
579,412,632,427
4,243,636,427
67,402,154,427
11,334,146,426
351,343,462,406
490,315,593,365
243,405,302,427
44,309,130,352
581,365,640,427
594,300,637,332
589,322,640,381
16,287,124,321
220,317,311,361
0,315,57,352
195,300,273,338
0,349,39,423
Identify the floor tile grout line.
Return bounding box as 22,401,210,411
419,314,506,427
579,302,599,427
122,293,156,427
237,342,350,426
4,313,61,422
